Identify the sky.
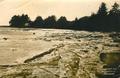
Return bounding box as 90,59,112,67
0,0,120,25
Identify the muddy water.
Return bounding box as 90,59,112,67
0,27,59,65
0,27,119,78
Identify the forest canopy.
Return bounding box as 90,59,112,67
9,2,120,32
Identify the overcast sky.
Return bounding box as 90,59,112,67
0,0,120,25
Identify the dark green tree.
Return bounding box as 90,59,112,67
109,2,120,16
108,2,120,31
9,14,30,27
97,2,108,16
9,15,20,26
44,15,56,28
33,16,44,27
20,14,30,27
72,18,79,27
57,16,68,28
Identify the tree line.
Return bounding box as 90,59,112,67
9,2,120,32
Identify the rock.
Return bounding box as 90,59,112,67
3,37,8,40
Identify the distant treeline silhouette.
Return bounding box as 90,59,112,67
9,2,120,32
